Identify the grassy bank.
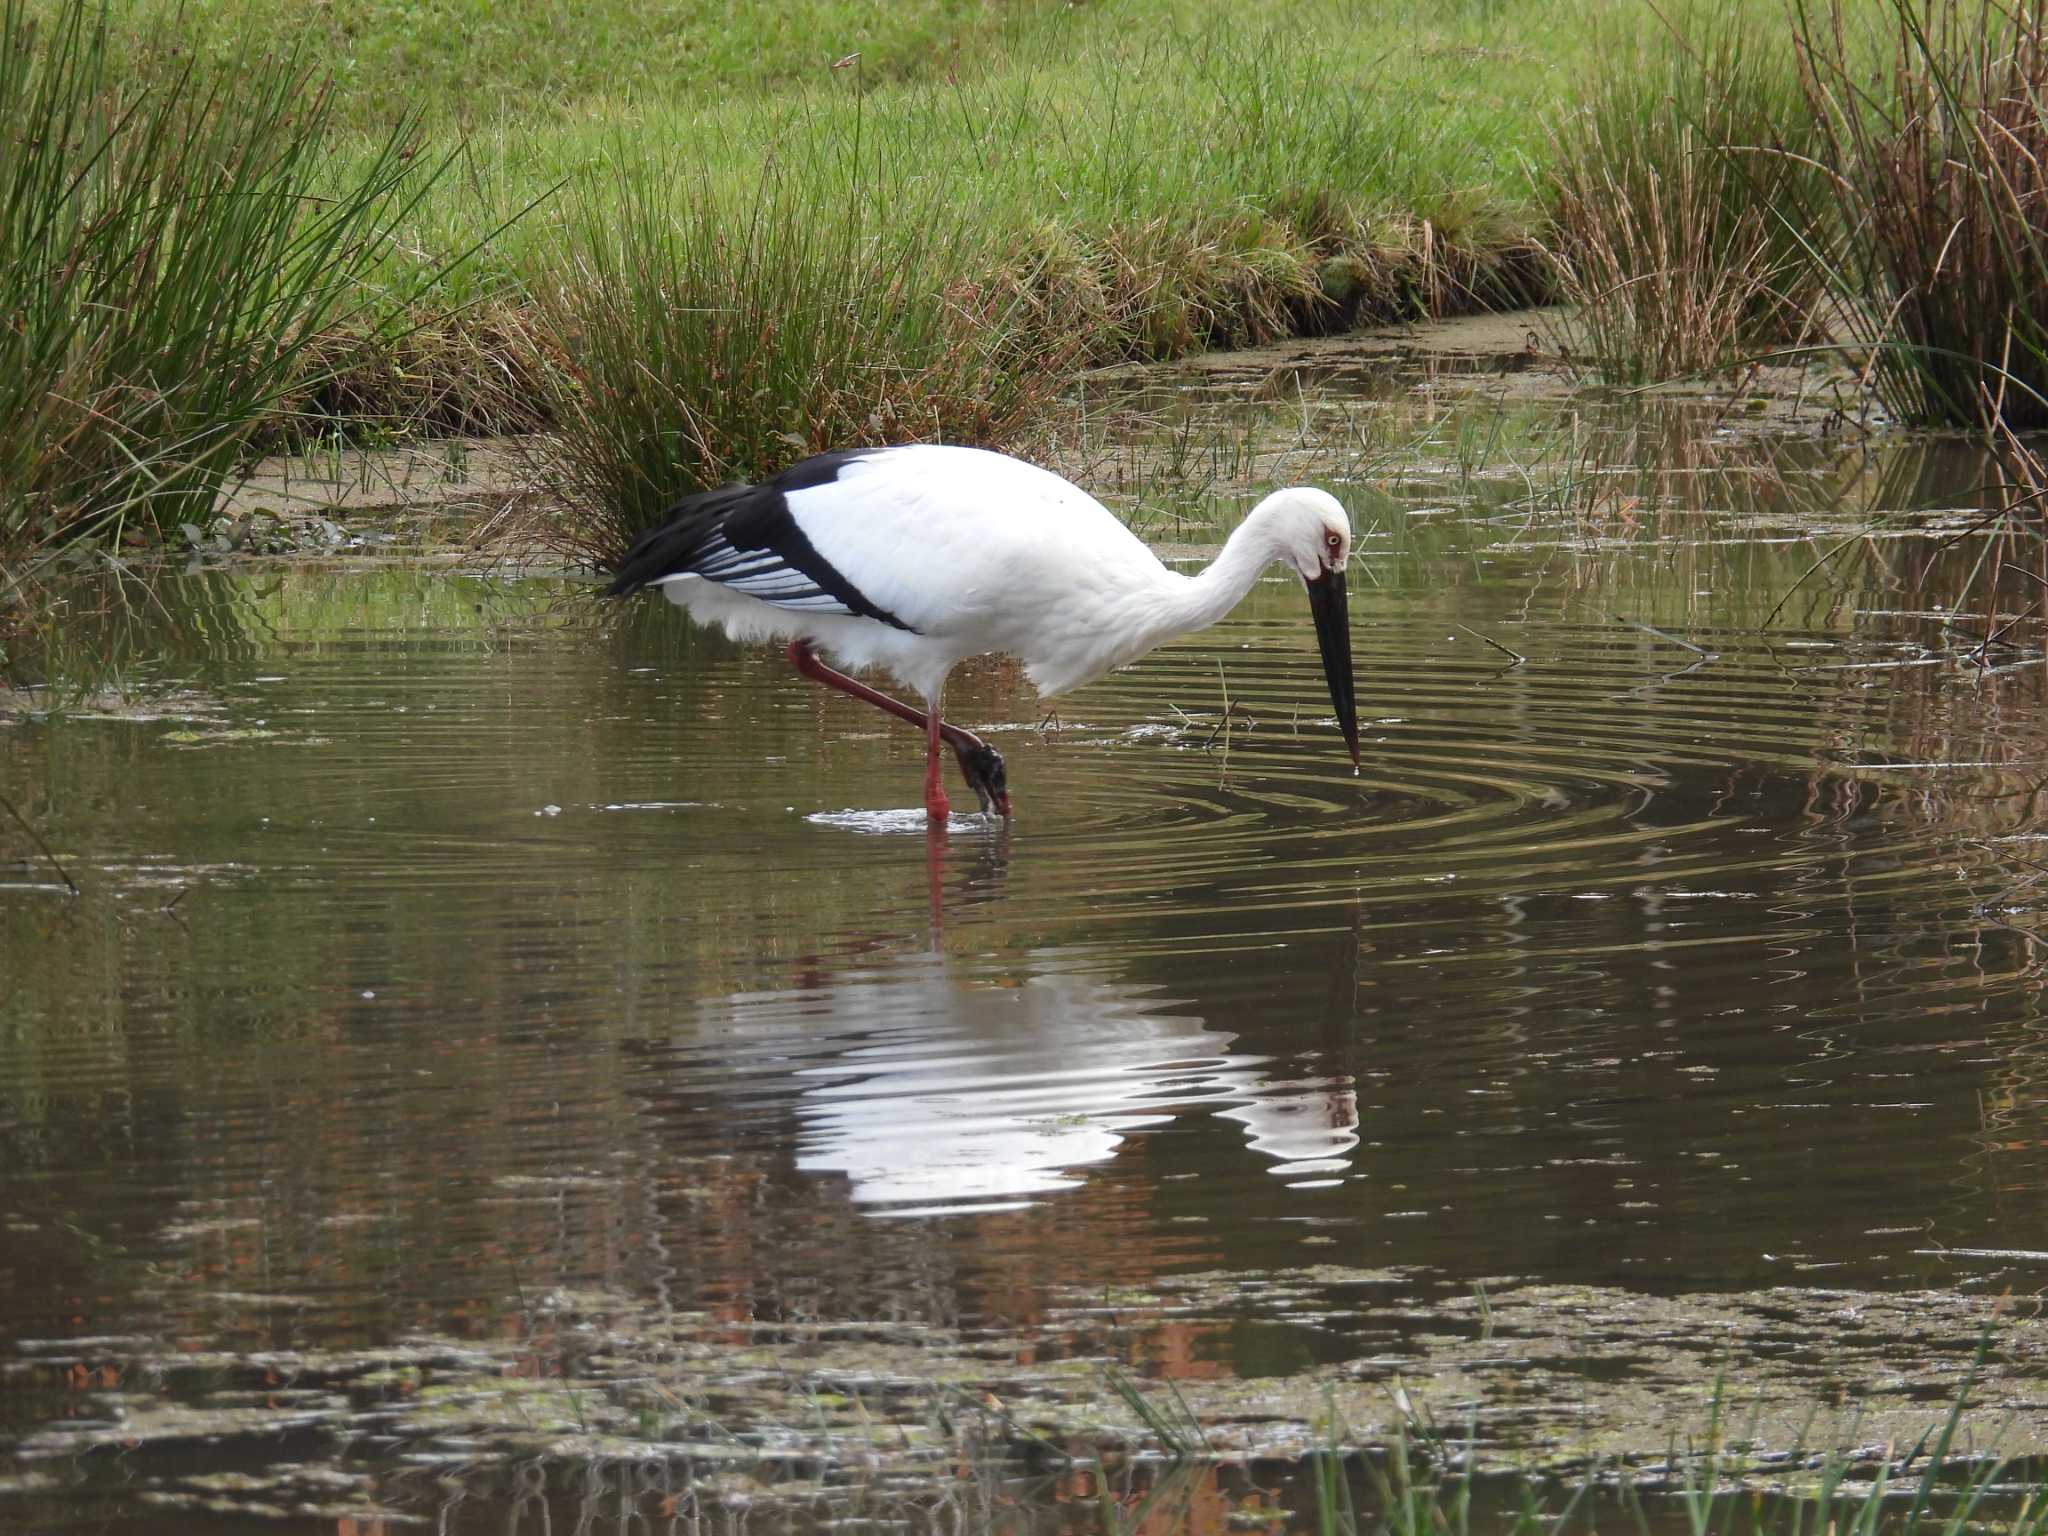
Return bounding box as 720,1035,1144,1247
99,0,1064,130
508,12,1566,542
317,0,1573,478
8,0,2048,568
1,0,1584,565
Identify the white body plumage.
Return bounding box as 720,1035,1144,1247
646,444,1350,705
605,444,1361,819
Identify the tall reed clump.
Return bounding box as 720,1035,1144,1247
0,0,447,557
1546,23,1827,383
531,115,1061,564
1791,0,2048,428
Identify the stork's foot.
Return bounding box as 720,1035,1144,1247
954,740,1011,819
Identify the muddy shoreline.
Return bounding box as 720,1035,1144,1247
200,307,1852,545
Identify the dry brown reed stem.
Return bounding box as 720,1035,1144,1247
1549,122,1789,379
1794,0,2048,427
1543,25,1824,384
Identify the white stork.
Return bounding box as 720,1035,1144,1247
603,445,1360,824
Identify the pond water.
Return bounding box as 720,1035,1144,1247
7,354,2048,1532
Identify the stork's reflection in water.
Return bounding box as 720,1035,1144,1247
783,957,1359,1212
662,833,1354,1214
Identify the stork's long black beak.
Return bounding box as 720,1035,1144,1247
1305,568,1361,771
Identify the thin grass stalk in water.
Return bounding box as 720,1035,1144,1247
1102,1364,1209,1460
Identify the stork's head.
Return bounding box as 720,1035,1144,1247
1252,486,1360,772
1253,486,1352,582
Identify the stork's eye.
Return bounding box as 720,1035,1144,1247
1325,531,1342,552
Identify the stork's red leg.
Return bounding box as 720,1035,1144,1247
922,706,950,824
788,640,926,731
785,641,1011,818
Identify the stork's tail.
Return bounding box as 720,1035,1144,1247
602,483,754,597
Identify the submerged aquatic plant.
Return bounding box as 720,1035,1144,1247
1300,1331,2047,1536
1790,0,2048,427
0,0,450,557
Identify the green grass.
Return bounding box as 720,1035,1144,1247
1545,0,2048,427
341,0,1575,320
270,0,1579,551
5,0,1592,562
95,0,1060,131
1298,1337,2046,1536
1304,1423,2048,1536
83,0,1575,135
529,115,1061,555
1084,1323,2048,1536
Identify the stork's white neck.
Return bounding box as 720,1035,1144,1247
1141,501,1298,643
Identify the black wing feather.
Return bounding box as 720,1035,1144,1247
603,484,753,597
600,451,915,633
